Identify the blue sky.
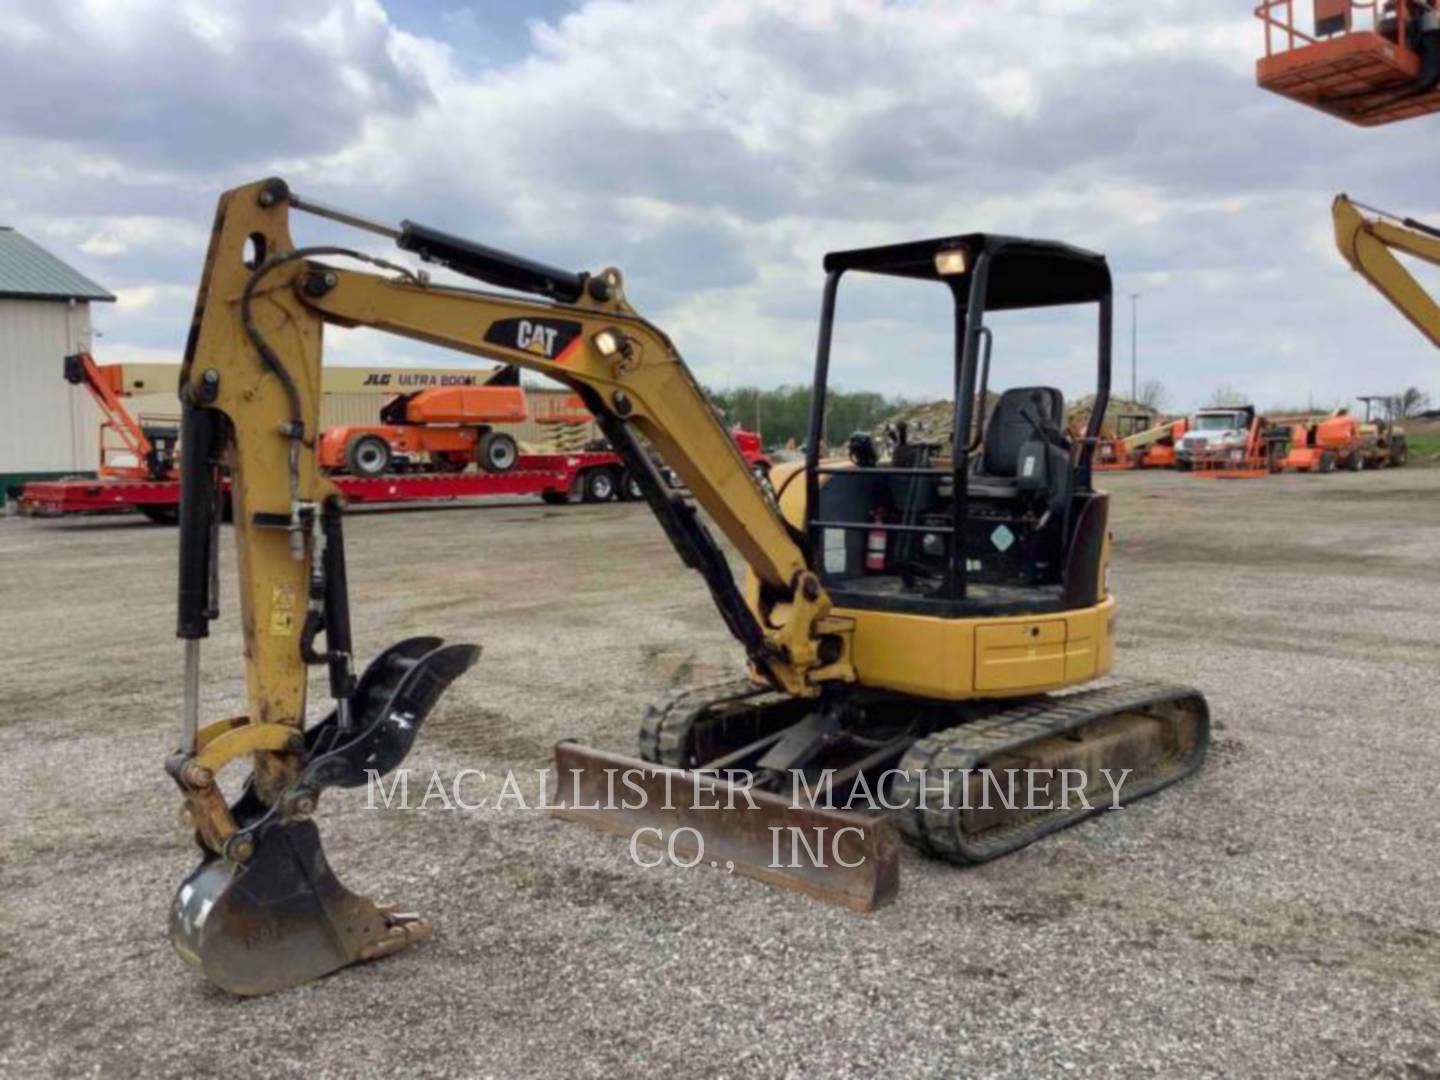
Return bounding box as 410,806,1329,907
1,0,1436,412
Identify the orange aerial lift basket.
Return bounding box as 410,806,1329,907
1256,1,1440,125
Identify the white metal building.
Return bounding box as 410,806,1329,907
0,227,114,493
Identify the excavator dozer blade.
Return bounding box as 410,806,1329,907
552,742,899,913
170,820,429,997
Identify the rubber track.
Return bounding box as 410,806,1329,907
637,679,770,766
890,679,1209,865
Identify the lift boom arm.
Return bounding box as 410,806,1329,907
1333,194,1440,349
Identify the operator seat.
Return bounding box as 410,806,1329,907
970,386,1066,498
971,386,1074,586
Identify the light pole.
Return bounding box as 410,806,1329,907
1129,293,1140,404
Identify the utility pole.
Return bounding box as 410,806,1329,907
1129,293,1140,404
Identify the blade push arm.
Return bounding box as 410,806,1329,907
1333,194,1440,349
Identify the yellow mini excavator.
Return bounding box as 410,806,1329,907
167,178,1210,996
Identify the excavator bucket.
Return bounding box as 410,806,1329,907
171,638,479,996
170,820,430,997
552,742,899,912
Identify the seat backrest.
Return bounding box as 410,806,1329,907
981,387,1065,478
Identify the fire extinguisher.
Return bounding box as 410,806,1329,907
865,526,886,572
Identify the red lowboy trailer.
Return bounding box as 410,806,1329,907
22,451,632,522
19,443,774,522
17,353,772,521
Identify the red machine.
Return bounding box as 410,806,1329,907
318,367,528,476
731,424,766,472
1256,0,1440,126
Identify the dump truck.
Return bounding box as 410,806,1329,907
1175,407,1269,471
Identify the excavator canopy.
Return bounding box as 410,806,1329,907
823,234,1110,310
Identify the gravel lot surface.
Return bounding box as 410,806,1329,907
2,468,1438,1078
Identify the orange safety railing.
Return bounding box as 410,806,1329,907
1255,1,1401,57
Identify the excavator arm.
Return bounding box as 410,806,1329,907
1333,193,1440,349
167,178,851,995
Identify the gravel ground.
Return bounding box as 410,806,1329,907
2,468,1438,1079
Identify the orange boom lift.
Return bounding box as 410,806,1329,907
318,365,528,476
1092,414,1189,471
63,351,178,482
1256,0,1440,126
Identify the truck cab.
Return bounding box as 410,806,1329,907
1175,406,1257,470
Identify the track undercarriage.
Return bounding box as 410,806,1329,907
556,678,1209,909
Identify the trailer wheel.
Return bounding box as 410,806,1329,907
346,434,392,478
477,431,518,473
1319,450,1336,474
582,468,616,503
1346,450,1364,472
138,505,179,526
618,469,644,501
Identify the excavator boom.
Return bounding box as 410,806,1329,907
1333,194,1440,349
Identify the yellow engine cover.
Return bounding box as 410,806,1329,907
834,596,1115,700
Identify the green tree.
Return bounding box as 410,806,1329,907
707,385,914,450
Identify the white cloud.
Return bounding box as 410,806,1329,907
112,284,192,312
1,0,1435,410
79,235,126,256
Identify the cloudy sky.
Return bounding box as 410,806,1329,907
2,0,1436,410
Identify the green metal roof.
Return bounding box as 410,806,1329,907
0,228,114,303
